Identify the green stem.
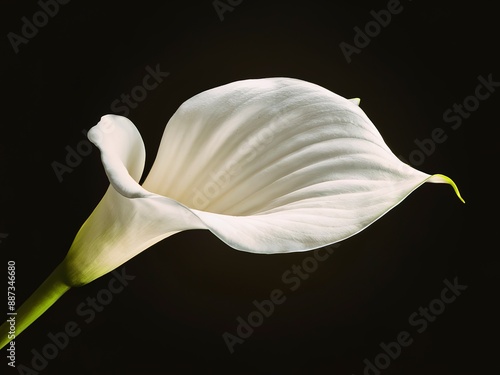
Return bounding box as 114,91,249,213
0,263,71,349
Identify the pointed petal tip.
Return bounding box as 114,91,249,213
427,174,465,204
349,97,361,106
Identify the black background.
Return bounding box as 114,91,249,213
0,0,496,374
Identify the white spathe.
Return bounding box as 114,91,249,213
63,77,463,286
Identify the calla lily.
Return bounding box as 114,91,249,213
0,77,464,348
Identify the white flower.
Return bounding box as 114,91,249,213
0,77,463,348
